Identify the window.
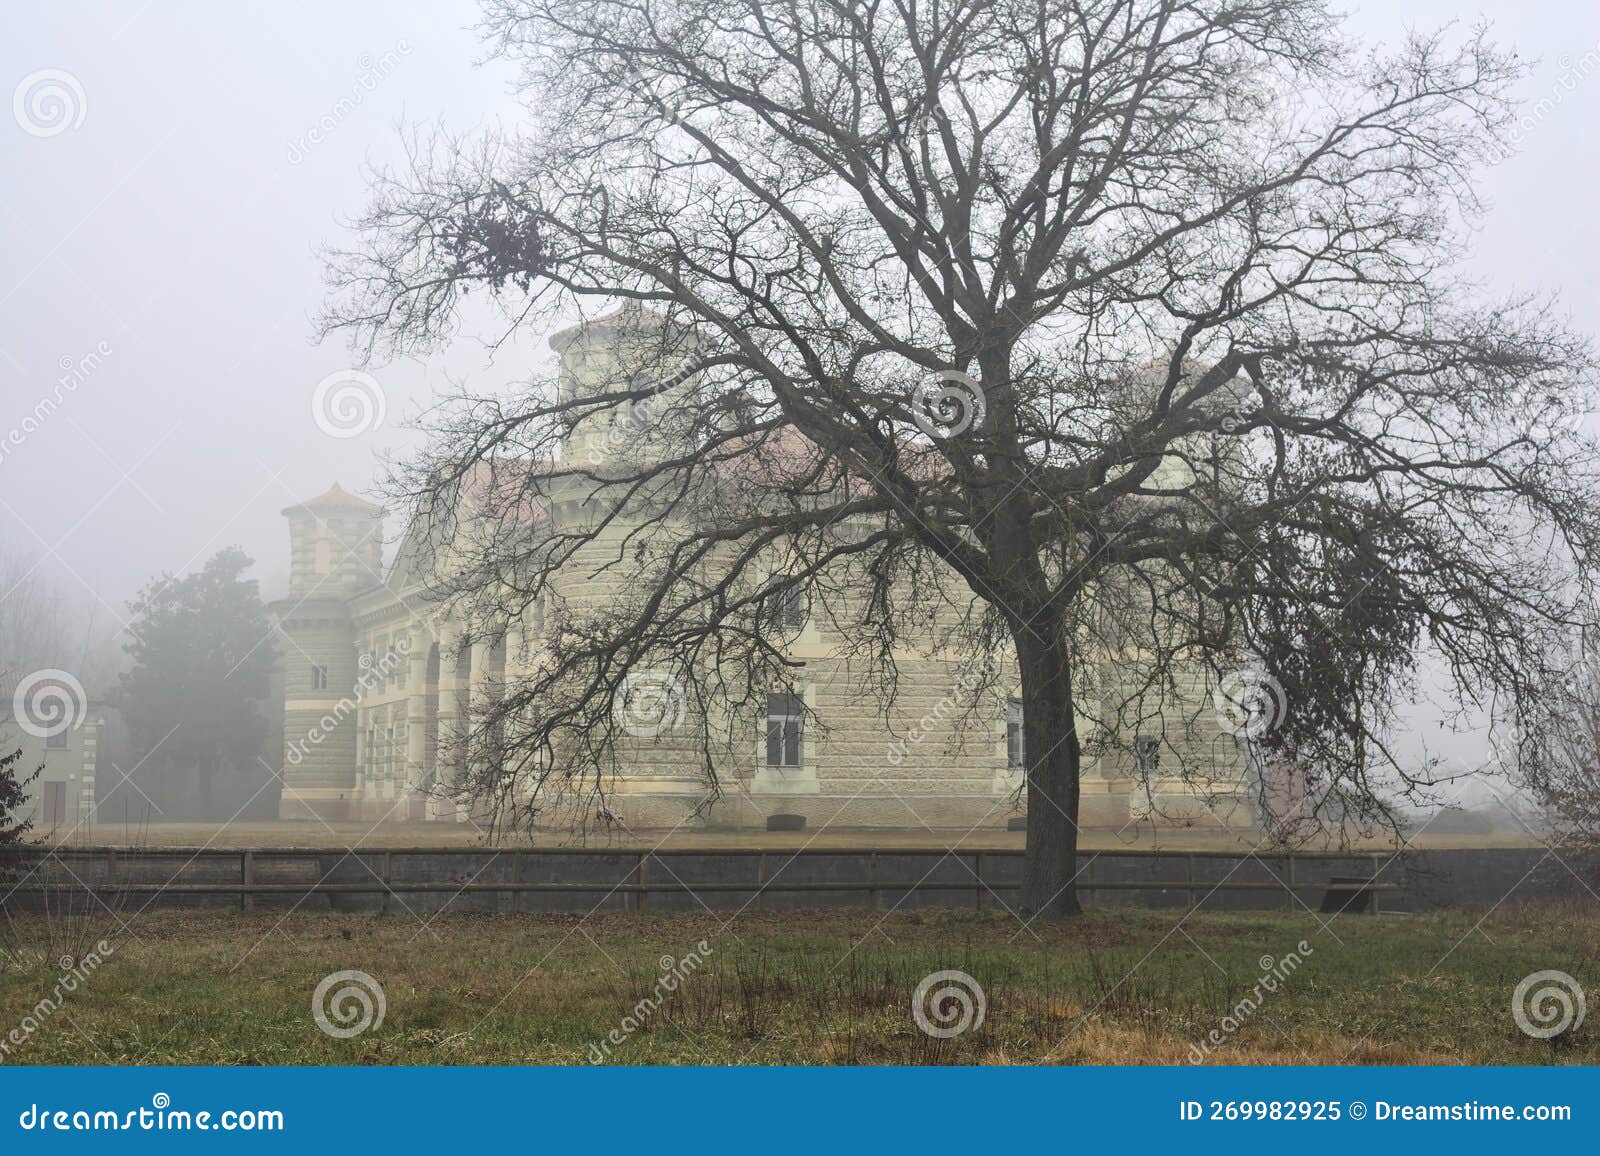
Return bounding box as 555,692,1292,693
42,781,65,825
1007,699,1025,770
46,730,68,750
621,373,655,431
1134,736,1161,776
765,692,804,767
311,665,328,691
770,586,806,631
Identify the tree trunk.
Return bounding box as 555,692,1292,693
1015,619,1084,917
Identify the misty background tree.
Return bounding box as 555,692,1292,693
324,0,1600,915
117,548,276,820
0,541,104,843
0,539,118,704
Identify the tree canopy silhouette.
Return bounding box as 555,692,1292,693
325,0,1600,915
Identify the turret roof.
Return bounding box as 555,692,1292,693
548,299,683,353
281,482,384,516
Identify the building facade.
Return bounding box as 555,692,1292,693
1,700,101,836
273,311,1252,830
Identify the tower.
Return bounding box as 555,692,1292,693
540,303,715,821
284,482,384,597
273,483,384,820
548,300,703,471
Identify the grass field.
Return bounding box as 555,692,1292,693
1,904,1593,1065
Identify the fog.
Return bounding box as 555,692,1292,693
4,0,1599,810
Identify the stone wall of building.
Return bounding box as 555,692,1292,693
0,707,100,834
270,309,1253,830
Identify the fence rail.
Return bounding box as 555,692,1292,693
1,881,1397,895
0,845,1401,913
0,845,1390,859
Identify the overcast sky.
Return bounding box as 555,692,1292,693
4,0,1599,787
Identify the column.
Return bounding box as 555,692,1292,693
469,638,493,688
405,624,430,813
430,620,463,820
464,637,494,823
353,706,367,796
505,614,528,679
351,638,369,800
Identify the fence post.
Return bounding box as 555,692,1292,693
1285,855,1295,913
974,852,984,911
1186,853,1196,910
636,852,648,913
867,851,878,911
380,851,393,915
756,852,768,911
240,851,254,913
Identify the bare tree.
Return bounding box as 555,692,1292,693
0,544,72,699
323,0,1600,915
0,544,73,934
0,538,122,704
1522,649,1600,850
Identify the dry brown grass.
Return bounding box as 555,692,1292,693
0,904,1593,1065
